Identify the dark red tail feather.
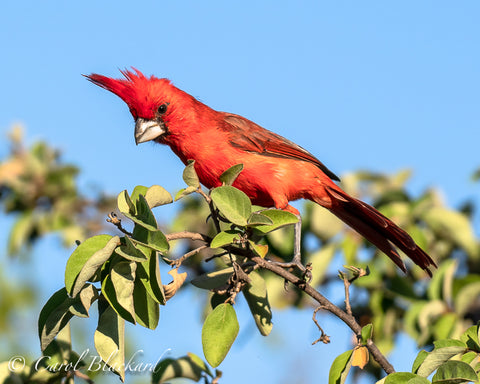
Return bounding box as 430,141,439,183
323,186,436,276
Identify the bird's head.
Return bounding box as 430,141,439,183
86,68,188,145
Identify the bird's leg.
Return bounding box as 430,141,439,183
293,215,302,265
269,215,309,276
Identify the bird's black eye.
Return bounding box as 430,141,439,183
157,103,168,115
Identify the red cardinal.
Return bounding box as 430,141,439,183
86,69,436,276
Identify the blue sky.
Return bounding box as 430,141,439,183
1,2,479,383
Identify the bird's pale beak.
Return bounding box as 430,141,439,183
135,118,166,145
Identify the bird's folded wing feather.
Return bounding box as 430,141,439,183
221,113,340,181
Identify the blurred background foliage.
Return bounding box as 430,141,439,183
0,127,479,383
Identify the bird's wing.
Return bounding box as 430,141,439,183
221,113,340,181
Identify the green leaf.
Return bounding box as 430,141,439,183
210,186,251,226
210,230,241,248
202,303,239,367
220,163,244,186
412,350,429,374
360,324,373,344
433,313,457,341
38,288,75,351
248,240,269,258
433,339,466,349
309,202,343,241
152,355,208,383
133,194,158,231
328,349,353,384
417,345,467,377
183,160,200,188
432,360,478,383
243,271,273,336
102,274,136,324
117,190,135,215
191,268,234,290
69,283,98,318
174,186,198,201
7,210,34,255
94,299,125,382
65,234,116,296
145,229,170,252
309,243,337,287
427,259,457,302
110,261,137,322
148,253,166,305
70,236,121,297
384,373,429,384
423,207,478,257
133,268,160,329
247,212,274,226
130,185,149,205
455,281,480,318
252,209,298,234
145,185,173,208
460,324,480,352
116,236,148,262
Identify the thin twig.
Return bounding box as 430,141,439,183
166,245,209,267
106,212,132,236
165,231,211,243
312,306,330,345
343,275,353,316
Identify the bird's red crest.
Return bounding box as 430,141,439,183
86,68,173,120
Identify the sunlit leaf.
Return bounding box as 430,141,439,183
460,324,480,352
360,324,373,344
183,160,200,188
210,230,242,248
211,186,251,226
243,271,273,336
117,190,135,215
70,236,121,297
174,186,198,201
191,268,233,290
152,355,208,383
133,269,160,329
417,344,467,377
145,185,173,208
423,207,478,258
65,234,118,296
202,303,239,367
102,274,135,324
247,212,273,226
116,236,148,262
431,360,478,383
38,288,75,351
328,349,353,384
69,283,98,318
219,163,244,186
383,372,429,383
7,210,34,255
111,261,137,322
130,185,148,205
248,240,269,258
252,209,298,234
94,299,125,381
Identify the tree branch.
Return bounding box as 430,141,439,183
251,256,395,374
163,230,395,374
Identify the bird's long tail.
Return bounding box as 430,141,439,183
317,185,436,276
